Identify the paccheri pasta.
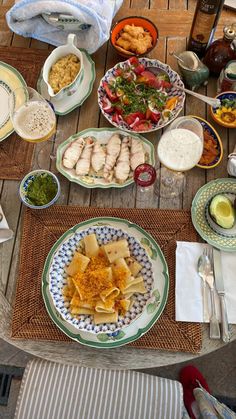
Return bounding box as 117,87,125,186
63,233,146,324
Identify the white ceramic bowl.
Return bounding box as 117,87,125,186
42,34,84,101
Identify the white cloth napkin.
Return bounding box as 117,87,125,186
0,205,11,244
6,0,123,54
175,241,236,324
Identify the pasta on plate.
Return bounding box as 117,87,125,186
63,233,147,324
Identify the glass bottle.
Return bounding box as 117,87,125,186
187,0,225,58
203,25,236,76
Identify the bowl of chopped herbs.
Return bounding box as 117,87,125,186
19,170,60,209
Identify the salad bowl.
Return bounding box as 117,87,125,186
98,57,185,133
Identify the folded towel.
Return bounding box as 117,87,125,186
175,241,236,324
6,0,123,54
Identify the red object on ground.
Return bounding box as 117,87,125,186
179,365,210,418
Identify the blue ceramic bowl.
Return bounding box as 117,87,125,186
19,170,60,209
210,91,236,128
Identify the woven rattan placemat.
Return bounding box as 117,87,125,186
0,47,50,180
12,206,202,353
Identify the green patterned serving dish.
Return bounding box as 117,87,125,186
56,128,155,189
191,178,236,252
42,217,169,348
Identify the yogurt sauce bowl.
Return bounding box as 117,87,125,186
42,34,84,101
157,128,203,172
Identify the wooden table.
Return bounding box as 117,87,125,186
0,0,235,369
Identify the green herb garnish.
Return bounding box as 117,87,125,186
26,173,58,206
221,98,236,109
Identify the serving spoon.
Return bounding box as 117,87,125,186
146,66,221,108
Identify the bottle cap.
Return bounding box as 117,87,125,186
223,26,236,41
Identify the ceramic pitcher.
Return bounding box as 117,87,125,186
177,51,209,91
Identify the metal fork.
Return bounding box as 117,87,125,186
205,247,221,339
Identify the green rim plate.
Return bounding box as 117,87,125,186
191,178,236,251
0,61,27,142
56,128,155,188
42,217,169,348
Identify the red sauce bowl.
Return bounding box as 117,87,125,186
110,16,159,58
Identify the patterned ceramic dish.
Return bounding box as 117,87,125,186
37,49,95,116
210,91,236,128
98,57,185,133
56,128,155,188
19,169,60,209
191,178,236,252
42,217,169,348
191,116,223,169
0,61,26,142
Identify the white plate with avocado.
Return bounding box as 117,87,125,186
191,178,236,252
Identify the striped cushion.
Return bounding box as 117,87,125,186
15,360,185,419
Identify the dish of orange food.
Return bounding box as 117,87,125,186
110,16,158,58
191,116,223,169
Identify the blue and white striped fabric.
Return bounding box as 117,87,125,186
15,360,187,419
6,0,123,54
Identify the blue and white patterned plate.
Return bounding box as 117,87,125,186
98,57,185,133
42,217,169,348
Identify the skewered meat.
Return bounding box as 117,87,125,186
130,137,145,170
62,137,85,169
114,137,130,183
103,134,121,182
91,142,106,173
75,137,94,176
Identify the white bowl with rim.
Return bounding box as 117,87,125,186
42,34,84,101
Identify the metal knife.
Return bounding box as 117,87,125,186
213,247,231,343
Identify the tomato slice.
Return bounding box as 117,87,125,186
146,107,161,123
123,112,145,126
114,67,123,77
102,82,117,102
133,64,145,75
128,57,139,66
113,104,123,115
132,120,153,131
101,97,113,114
112,113,122,124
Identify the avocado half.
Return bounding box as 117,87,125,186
210,194,236,229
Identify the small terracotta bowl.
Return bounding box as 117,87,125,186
110,16,158,58
210,91,236,129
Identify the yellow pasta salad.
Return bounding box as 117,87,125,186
63,233,146,324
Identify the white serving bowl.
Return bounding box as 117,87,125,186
42,33,84,101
